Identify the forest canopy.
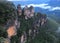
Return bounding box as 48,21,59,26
0,1,59,43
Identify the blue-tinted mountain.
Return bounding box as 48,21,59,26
34,7,60,23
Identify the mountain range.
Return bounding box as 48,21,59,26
34,0,60,23
12,0,60,23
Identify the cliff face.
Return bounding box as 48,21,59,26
0,1,59,43
13,11,47,43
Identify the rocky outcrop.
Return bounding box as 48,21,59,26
0,2,47,43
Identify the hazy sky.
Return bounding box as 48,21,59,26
8,0,50,4
8,0,35,1
7,0,60,11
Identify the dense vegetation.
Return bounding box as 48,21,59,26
0,1,59,43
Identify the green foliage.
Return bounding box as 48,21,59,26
0,37,6,43
0,1,16,25
0,1,59,43
31,18,58,43
0,26,7,38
